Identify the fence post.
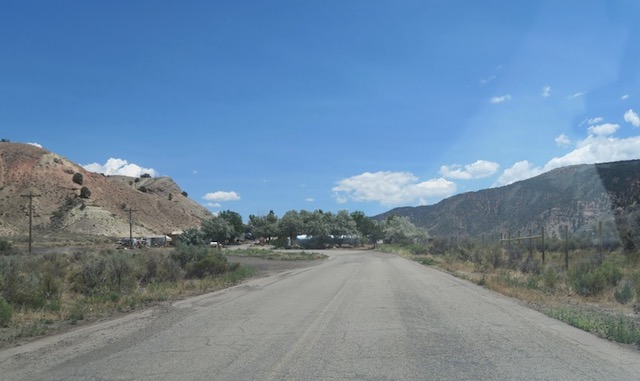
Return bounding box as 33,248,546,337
528,229,533,259
541,227,545,265
564,225,569,271
598,221,603,264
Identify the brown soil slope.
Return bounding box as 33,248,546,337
0,142,212,238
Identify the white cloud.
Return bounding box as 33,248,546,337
495,161,543,186
305,198,315,202
588,117,604,125
206,202,222,208
624,109,640,127
490,94,511,104
332,171,456,206
542,85,551,97
555,133,571,147
440,160,499,180
568,91,586,99
544,134,640,171
27,142,43,148
83,158,158,177
587,123,619,136
203,191,240,202
621,94,629,100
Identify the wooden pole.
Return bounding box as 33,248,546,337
21,191,41,253
124,208,136,249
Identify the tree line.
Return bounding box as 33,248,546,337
179,209,426,249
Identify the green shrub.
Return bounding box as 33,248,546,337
632,271,640,297
408,243,429,255
570,263,607,296
72,172,83,185
0,240,13,254
541,267,559,289
525,274,539,290
0,297,12,327
171,242,208,268
80,186,91,198
520,256,542,275
138,186,147,193
599,261,623,287
615,281,635,305
67,301,85,324
106,252,135,292
185,251,229,279
71,257,107,295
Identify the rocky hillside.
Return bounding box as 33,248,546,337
375,160,640,241
0,142,212,238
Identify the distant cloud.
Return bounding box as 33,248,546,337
206,202,222,208
203,191,240,202
497,108,640,186
479,65,503,85
544,134,640,171
555,133,571,147
27,142,43,148
305,198,315,202
567,91,586,99
495,161,543,186
332,171,456,206
480,75,496,85
542,85,551,97
621,94,629,100
588,117,604,125
440,160,499,180
624,109,640,127
490,94,511,104
83,158,158,177
587,123,619,136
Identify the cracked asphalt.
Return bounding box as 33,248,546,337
2,249,640,380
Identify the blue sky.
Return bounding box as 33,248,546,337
3,1,640,219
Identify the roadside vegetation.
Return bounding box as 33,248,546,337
0,241,255,347
383,236,640,348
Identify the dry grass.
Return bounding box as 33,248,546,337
385,243,640,347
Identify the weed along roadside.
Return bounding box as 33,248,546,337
380,239,640,349
0,243,325,349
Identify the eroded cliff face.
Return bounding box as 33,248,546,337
0,142,212,238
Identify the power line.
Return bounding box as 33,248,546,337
20,191,41,253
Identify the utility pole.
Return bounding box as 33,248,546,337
124,207,136,249
21,191,41,253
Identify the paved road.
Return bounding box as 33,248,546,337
2,250,640,380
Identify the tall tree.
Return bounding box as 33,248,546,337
218,210,244,242
383,215,425,244
248,210,279,240
279,210,303,246
201,216,233,244
332,210,358,247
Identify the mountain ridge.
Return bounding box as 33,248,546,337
375,160,640,242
